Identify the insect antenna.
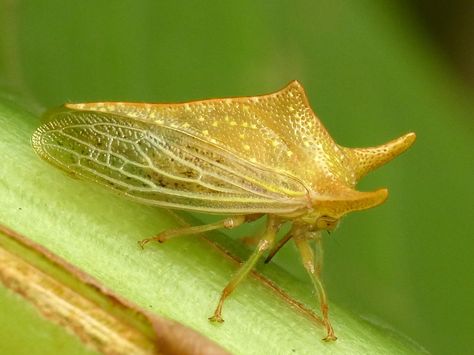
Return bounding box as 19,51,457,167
264,232,293,264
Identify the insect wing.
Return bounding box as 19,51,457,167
32,107,308,214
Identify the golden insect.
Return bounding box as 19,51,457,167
32,81,415,341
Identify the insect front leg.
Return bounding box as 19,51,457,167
209,215,280,323
294,231,337,342
138,215,247,248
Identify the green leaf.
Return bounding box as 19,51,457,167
0,95,425,353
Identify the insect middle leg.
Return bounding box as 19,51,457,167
138,215,247,248
209,215,280,323
294,232,337,341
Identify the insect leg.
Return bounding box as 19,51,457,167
263,231,293,264
294,233,337,341
138,215,247,248
209,215,280,323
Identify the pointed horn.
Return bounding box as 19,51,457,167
315,188,388,218
344,132,416,180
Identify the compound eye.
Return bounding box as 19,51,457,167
316,216,338,230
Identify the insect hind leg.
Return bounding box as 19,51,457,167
138,215,247,248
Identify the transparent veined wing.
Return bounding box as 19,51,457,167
32,107,310,214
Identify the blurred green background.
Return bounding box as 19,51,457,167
1,1,472,354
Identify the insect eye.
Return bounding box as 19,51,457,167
316,215,338,230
